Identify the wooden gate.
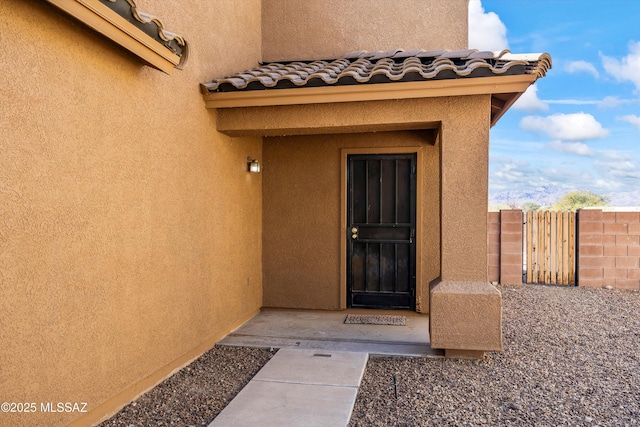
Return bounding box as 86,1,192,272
525,211,576,285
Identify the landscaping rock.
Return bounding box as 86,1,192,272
349,284,640,426
100,285,639,426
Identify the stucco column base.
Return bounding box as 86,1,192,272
430,281,503,352
445,349,485,359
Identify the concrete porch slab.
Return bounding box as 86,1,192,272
209,349,367,427
217,308,443,357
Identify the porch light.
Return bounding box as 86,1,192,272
247,157,261,173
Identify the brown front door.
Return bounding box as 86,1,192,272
347,154,416,309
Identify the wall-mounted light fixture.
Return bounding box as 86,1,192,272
247,157,261,173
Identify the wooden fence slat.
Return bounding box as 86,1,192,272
525,211,533,277
558,212,564,284
558,211,563,284
551,211,557,285
544,210,549,283
538,211,544,283
544,210,551,283
556,211,561,284
536,211,542,284
563,212,568,284
532,211,537,283
568,212,575,284
549,211,554,284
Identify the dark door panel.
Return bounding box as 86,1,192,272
347,154,416,310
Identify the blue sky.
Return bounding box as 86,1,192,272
469,0,640,203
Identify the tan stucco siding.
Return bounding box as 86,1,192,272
0,1,262,426
261,0,469,62
260,96,491,310
262,131,441,311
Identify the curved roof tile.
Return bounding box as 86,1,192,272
201,49,551,94
101,0,188,64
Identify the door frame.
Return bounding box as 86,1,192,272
340,146,424,310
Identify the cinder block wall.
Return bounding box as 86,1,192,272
577,209,640,290
486,210,523,285
487,212,500,282
499,210,523,285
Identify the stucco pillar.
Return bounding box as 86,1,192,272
430,96,502,357
439,98,490,281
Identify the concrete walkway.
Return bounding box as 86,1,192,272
211,309,442,425
209,348,368,427
218,309,442,357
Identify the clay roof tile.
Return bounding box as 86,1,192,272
201,49,552,93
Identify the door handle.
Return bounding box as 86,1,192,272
350,227,358,240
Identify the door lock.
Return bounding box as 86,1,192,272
351,227,358,239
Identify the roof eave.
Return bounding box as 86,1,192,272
46,0,186,74
490,91,527,127
201,74,538,114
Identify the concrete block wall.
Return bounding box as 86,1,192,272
499,210,523,285
486,210,523,285
487,212,500,283
577,209,640,290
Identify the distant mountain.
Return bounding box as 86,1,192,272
489,186,640,209
489,185,569,208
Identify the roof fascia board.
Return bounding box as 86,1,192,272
46,0,180,74
202,74,537,109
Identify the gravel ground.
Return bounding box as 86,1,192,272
99,284,639,426
349,284,640,426
98,346,275,426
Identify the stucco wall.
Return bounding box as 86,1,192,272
0,1,262,426
261,0,469,61
262,131,441,311
225,96,491,312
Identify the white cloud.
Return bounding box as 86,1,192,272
544,99,600,105
493,160,530,183
520,112,609,141
599,96,623,108
601,40,640,91
564,60,600,78
602,150,632,161
548,140,593,156
593,179,623,192
542,167,592,184
540,97,640,108
597,96,640,108
610,170,640,180
468,0,509,51
491,160,541,189
513,84,549,112
594,156,640,187
595,160,636,171
619,114,640,130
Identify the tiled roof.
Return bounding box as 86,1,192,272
100,0,187,60
201,49,551,93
